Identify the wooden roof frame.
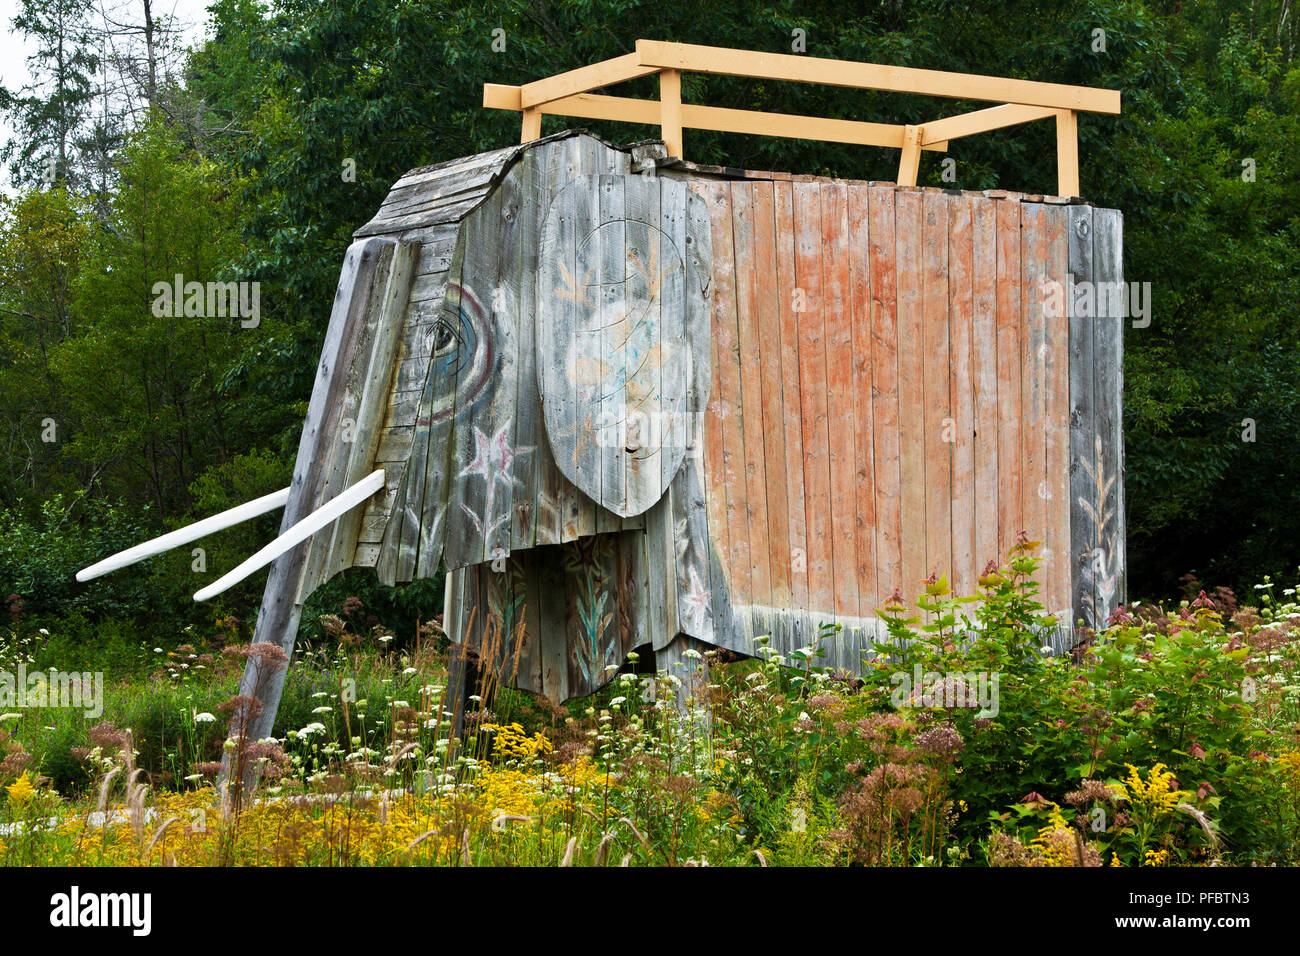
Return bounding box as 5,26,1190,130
483,40,1121,198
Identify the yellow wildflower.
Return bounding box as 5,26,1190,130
6,770,35,808
1111,763,1188,817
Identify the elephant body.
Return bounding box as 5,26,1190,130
235,129,1125,731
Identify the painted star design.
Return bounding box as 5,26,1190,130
680,566,711,630
459,421,531,487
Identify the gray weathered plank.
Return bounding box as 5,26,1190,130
1067,204,1096,632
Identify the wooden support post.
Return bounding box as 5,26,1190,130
445,639,479,743
654,632,710,725
1056,109,1079,197
897,124,922,186
520,107,542,143
659,68,683,158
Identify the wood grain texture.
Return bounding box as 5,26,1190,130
775,181,810,612
947,193,976,597
868,186,902,600
717,183,753,607
733,181,773,606
822,182,859,620
700,179,734,605
1020,202,1049,586
1090,207,1125,625
896,189,926,602
751,181,792,611
1042,204,1071,611
793,181,833,613
970,196,1000,573
1068,203,1096,630
995,198,1023,559
921,190,952,592
843,186,877,628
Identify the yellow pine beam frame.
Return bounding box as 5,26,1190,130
485,41,1120,197
483,85,950,152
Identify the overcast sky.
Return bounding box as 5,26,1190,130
0,0,217,188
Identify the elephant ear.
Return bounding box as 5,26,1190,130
537,174,711,518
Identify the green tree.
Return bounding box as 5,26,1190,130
0,187,93,505
54,120,249,513
0,0,101,189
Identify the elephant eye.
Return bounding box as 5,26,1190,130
432,313,461,356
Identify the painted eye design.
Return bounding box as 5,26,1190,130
432,313,461,357
424,282,496,426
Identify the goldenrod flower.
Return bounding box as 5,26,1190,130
6,770,35,808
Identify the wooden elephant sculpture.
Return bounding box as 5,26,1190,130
79,129,1126,745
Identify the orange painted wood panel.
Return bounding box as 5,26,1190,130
734,181,773,605
995,198,1023,559
822,183,859,617
692,181,1077,632
793,181,834,613
947,193,976,598
896,190,926,601
847,185,877,616
868,186,902,600
1043,203,1072,611
775,181,810,610
970,196,1000,572
922,190,952,590
751,181,793,609
1020,202,1049,596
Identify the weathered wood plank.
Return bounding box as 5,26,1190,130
421,221,489,575
821,182,858,622
847,184,877,623
717,182,752,607
516,552,543,694
1067,203,1095,630
995,198,1023,560
333,240,419,578
300,240,396,594
1091,206,1125,624
476,158,526,570
969,197,1000,574
596,173,627,529
670,458,716,646
699,180,736,635
1021,202,1049,597
947,193,976,598
1043,203,1071,612
733,180,773,606
537,543,569,703
510,148,546,551
867,185,902,600
793,181,834,614
921,189,952,593
750,181,792,611
775,180,810,613
896,189,926,602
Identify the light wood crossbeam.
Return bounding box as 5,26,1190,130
636,40,1121,113
918,103,1060,145
519,51,659,108
486,41,1120,196
485,85,950,151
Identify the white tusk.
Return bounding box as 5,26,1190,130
76,486,291,583
194,469,385,602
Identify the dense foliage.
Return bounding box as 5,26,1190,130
2,547,1296,866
